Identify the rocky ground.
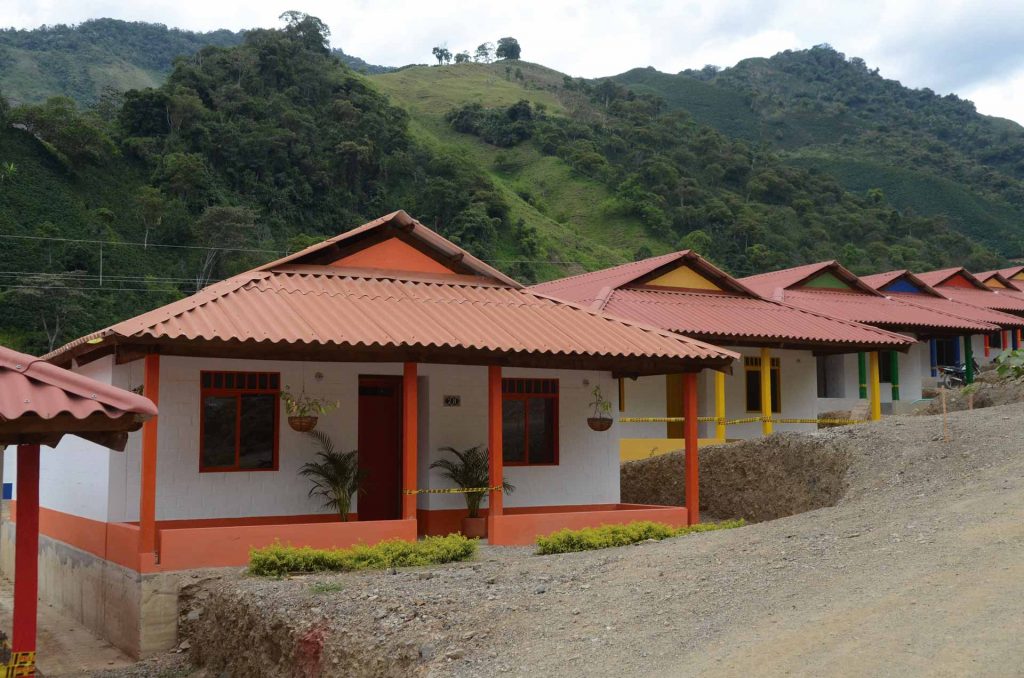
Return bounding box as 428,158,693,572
100,402,1024,677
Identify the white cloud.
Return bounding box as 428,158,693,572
5,0,1024,123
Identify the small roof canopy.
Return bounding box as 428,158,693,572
738,263,998,337
45,212,738,376
533,251,915,352
0,345,157,450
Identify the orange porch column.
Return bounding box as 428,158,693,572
139,354,160,557
682,372,699,525
487,366,503,537
402,362,418,521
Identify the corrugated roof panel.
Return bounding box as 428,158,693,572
52,271,736,365
601,289,914,346
774,289,997,332
0,346,157,423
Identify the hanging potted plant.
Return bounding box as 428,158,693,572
431,445,514,539
299,431,366,521
587,384,613,431
281,387,338,432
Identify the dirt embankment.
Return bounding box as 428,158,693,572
917,371,1024,415
621,431,852,522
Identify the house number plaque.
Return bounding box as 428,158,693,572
443,395,461,407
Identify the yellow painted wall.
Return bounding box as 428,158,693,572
619,437,725,463
985,278,1007,288
646,265,721,290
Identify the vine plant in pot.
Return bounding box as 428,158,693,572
588,385,613,431
281,386,339,432
430,445,514,538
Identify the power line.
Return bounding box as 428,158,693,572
0,233,286,255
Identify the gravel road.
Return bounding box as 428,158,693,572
106,402,1024,677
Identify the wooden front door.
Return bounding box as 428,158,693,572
357,376,403,521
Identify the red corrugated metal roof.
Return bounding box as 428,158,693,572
46,217,739,372
740,261,882,297
534,252,914,348
600,288,913,347
0,345,157,448
767,289,998,332
886,293,1024,328
929,286,1024,314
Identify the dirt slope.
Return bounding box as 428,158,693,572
111,404,1024,677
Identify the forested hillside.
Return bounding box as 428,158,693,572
0,18,392,106
0,18,1015,355
0,14,525,352
614,45,1024,254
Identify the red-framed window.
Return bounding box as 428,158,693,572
199,371,280,472
502,378,559,466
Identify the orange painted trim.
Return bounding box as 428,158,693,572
333,238,455,275
150,514,350,530
198,370,280,473
157,518,417,571
984,334,991,357
489,505,689,546
501,378,559,466
12,504,142,572
487,366,504,537
941,273,977,288
417,504,636,537
139,354,160,555
402,362,418,521
682,372,700,525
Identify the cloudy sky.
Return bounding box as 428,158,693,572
6,0,1024,124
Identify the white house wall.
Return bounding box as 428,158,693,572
102,357,620,522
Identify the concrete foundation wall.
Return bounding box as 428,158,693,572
0,521,180,658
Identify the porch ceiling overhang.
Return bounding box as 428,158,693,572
45,268,739,375
0,345,156,449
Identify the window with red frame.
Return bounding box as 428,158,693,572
200,371,280,472
502,378,558,465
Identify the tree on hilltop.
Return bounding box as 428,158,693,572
432,46,452,65
495,37,521,60
474,43,493,63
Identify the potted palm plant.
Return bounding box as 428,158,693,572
299,431,365,521
431,445,514,538
587,385,613,431
281,386,338,432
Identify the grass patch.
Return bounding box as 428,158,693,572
536,519,745,555
309,581,345,594
249,535,477,577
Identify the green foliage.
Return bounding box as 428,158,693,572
623,45,1024,256
281,388,340,417
495,37,521,61
444,91,996,276
298,431,364,521
589,385,612,419
535,519,746,555
430,446,514,518
994,348,1024,379
9,97,116,167
309,581,345,594
248,535,477,576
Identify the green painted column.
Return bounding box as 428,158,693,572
890,351,900,401
857,352,867,399
964,336,974,384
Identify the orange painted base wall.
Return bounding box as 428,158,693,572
19,503,688,570
489,505,689,546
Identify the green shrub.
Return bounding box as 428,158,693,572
248,534,477,576
535,519,745,555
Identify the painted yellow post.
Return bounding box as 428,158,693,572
714,370,726,441
760,347,773,435
868,351,882,421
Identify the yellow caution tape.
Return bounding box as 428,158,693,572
402,486,503,495
620,416,865,426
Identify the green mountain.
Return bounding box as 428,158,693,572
0,18,393,105
0,19,1014,355
613,45,1024,254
